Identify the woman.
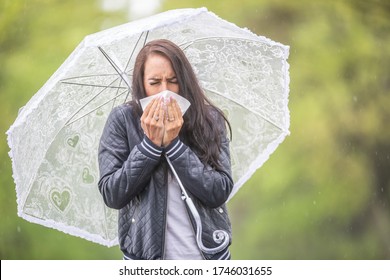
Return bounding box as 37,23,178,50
98,39,233,260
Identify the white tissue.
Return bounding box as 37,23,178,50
139,90,191,115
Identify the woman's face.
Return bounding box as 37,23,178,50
143,53,179,97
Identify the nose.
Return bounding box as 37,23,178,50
161,82,168,91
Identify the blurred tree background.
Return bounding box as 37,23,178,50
1,0,389,259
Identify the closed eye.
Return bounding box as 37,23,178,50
168,78,178,84
148,79,161,85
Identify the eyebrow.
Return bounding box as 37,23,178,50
148,76,177,81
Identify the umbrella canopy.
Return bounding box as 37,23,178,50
7,7,290,247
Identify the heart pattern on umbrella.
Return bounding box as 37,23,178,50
50,188,71,212
66,135,79,148
82,167,95,184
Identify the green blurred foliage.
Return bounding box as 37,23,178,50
1,0,389,259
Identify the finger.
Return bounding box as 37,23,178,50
141,98,160,134
143,97,157,116
142,99,157,127
148,97,161,120
152,97,166,122
171,98,182,121
166,97,175,122
156,97,165,123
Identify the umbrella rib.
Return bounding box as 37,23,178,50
98,46,132,89
122,31,149,103
61,74,117,80
98,46,137,104
65,89,128,126
64,77,128,126
61,81,127,90
124,31,149,70
206,88,289,134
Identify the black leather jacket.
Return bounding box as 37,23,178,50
98,103,233,260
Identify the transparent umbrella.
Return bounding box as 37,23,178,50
6,7,290,247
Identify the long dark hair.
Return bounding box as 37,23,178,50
131,39,231,169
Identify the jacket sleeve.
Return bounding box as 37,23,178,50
165,114,234,208
97,105,162,209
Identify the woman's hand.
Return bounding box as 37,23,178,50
140,96,165,146
162,97,183,147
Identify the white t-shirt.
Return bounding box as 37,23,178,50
164,173,203,260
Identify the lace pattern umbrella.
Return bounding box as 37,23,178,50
7,8,290,246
